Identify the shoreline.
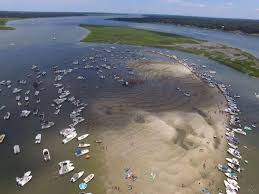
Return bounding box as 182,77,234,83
92,56,229,193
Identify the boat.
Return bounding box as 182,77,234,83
75,148,89,157
0,134,5,143
78,143,90,148
12,88,22,94
16,171,32,187
59,90,70,98
60,127,75,137
227,178,240,189
227,163,240,172
70,171,84,183
35,134,41,144
4,112,10,120
227,148,242,159
16,95,21,101
41,121,55,129
58,160,75,175
62,131,77,144
255,93,259,99
14,145,20,154
77,134,89,141
226,131,235,138
53,98,67,105
217,164,232,173
226,158,239,166
228,142,238,149
83,173,94,184
43,149,51,161
224,180,238,194
232,128,246,135
225,172,238,180
20,110,31,118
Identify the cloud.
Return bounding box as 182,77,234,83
165,0,206,8
256,8,259,12
226,2,233,6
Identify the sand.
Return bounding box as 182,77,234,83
92,60,228,194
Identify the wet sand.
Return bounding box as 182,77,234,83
93,61,228,194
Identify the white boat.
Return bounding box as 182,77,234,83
70,171,84,183
12,88,22,94
83,173,94,184
78,143,90,148
16,95,21,101
20,110,31,118
232,128,246,135
0,134,5,143
59,90,70,99
227,163,240,172
14,145,20,154
225,172,238,180
25,96,29,101
227,178,240,189
60,127,75,137
4,112,10,120
53,98,67,105
226,131,235,138
16,171,32,187
226,158,240,166
227,148,242,159
255,93,259,99
58,160,75,175
77,134,89,141
75,149,89,157
43,149,51,161
62,131,77,144
224,180,238,194
35,134,41,144
41,121,55,129
228,142,238,149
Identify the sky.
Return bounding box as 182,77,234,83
1,0,259,19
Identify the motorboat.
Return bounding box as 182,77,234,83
59,90,70,99
225,172,238,180
224,180,238,194
227,148,242,159
226,158,239,166
227,178,240,190
4,112,10,120
60,127,75,137
12,88,22,94
14,145,20,154
232,128,246,135
77,134,89,141
58,160,75,175
0,134,5,143
75,148,89,157
70,171,84,183
227,163,240,172
41,121,55,129
228,142,238,149
43,149,51,161
217,164,232,173
78,143,91,148
53,98,67,105
83,173,94,184
62,131,77,144
16,171,32,187
35,134,42,144
20,110,31,118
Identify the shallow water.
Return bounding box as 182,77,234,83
0,15,258,194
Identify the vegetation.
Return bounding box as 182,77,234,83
112,15,259,35
80,25,200,45
81,25,259,77
0,18,15,30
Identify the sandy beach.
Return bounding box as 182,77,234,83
92,59,229,194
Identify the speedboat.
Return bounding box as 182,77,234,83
41,121,55,129
58,160,75,175
60,127,75,137
83,173,94,184
62,131,77,144
20,110,31,118
78,143,91,148
227,178,240,190
14,145,20,154
53,98,67,105
217,164,232,173
227,163,240,172
227,148,242,159
224,180,238,194
43,149,51,161
12,88,22,94
70,171,84,183
226,158,239,166
225,172,238,180
75,148,89,157
232,128,246,135
77,134,89,141
0,134,5,143
35,134,42,144
59,90,70,99
228,142,238,149
16,171,32,187
4,112,10,120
